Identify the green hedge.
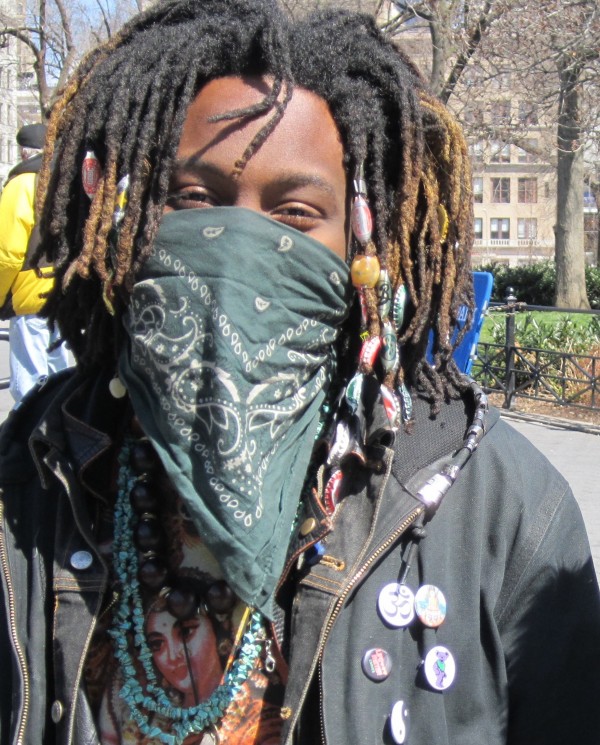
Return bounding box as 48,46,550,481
475,261,600,308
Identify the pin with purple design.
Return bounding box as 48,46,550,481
378,581,415,628
424,645,456,691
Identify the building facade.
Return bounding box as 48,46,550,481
379,3,598,268
0,0,21,184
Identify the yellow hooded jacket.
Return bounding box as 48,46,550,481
0,170,54,316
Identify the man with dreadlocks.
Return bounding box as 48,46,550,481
0,1,599,744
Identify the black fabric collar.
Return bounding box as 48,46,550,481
391,388,500,487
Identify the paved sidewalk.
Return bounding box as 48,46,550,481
0,334,598,579
501,413,600,581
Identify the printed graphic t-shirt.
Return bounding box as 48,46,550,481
84,488,285,745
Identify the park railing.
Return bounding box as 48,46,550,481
473,291,600,412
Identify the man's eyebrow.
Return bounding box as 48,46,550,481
171,158,337,196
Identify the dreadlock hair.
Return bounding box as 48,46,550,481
36,0,474,412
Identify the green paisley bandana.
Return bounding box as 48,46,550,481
119,207,351,617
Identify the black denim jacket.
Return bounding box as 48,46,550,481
1,369,600,745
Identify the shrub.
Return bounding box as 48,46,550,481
475,261,600,308
476,261,556,305
586,266,600,308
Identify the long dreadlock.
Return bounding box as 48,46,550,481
35,0,474,411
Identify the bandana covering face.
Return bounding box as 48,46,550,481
119,207,351,617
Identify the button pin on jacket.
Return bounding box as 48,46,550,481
361,647,392,681
378,582,415,628
70,550,93,570
390,699,410,744
424,646,456,691
414,584,447,628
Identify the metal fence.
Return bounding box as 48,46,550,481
473,292,600,411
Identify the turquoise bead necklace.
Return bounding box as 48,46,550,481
108,438,264,745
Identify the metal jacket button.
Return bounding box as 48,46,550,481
70,550,93,570
51,700,64,723
299,518,317,536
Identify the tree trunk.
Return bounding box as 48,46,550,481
554,61,590,309
429,6,451,97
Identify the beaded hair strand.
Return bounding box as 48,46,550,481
34,0,474,414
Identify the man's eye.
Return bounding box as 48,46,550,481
166,189,217,209
274,205,321,230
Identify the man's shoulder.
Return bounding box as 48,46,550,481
0,369,77,483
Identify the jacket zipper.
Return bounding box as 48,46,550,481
0,497,30,745
317,505,424,744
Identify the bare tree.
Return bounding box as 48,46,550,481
383,0,600,307
0,0,141,118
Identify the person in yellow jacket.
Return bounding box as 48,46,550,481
0,124,70,403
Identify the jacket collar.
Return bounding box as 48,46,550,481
23,367,127,498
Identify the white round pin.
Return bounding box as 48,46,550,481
390,699,410,744
424,645,456,691
378,582,415,628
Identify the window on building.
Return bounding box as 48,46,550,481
474,218,483,240
490,141,510,163
518,178,538,203
473,177,483,203
517,138,539,163
464,105,484,126
491,100,511,125
518,102,538,126
490,218,510,240
463,65,484,88
518,218,538,240
491,177,510,203
584,187,598,211
584,213,598,253
468,141,484,163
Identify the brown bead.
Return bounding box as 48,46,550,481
139,558,169,591
129,441,161,475
206,580,237,614
130,481,159,513
350,254,380,289
166,587,198,620
135,517,163,551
